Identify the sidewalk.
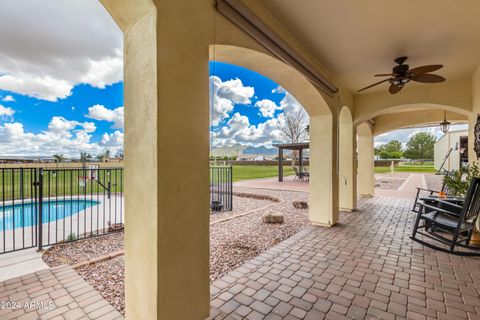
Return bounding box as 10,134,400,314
375,173,427,198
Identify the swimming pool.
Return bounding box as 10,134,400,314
0,199,99,230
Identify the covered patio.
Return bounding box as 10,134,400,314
3,1,480,319
210,195,480,320
273,142,310,182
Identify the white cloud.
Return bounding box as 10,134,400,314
0,117,121,157
0,105,15,120
272,85,286,94
254,99,281,118
0,0,123,101
86,104,124,129
210,76,254,126
100,131,124,147
82,122,96,133
212,112,284,148
2,95,14,102
0,74,73,102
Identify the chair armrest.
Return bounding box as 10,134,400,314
415,187,441,194
417,202,461,218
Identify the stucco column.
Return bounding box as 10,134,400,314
339,109,356,211
357,122,375,197
469,67,480,165
101,0,212,319
309,113,339,226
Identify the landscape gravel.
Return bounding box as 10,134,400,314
42,186,310,314
42,231,124,267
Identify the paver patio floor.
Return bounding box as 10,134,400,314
210,196,480,320
0,265,123,320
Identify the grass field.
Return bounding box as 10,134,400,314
375,164,436,174
0,168,124,201
231,165,294,182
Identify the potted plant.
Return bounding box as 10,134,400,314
443,163,480,197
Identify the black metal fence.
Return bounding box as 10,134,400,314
0,167,124,254
210,166,233,212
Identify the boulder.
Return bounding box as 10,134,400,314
292,201,308,209
262,212,284,224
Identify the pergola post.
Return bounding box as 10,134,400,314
278,147,284,182
299,148,303,168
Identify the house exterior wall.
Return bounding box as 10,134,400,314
434,130,468,171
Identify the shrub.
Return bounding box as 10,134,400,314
443,163,480,197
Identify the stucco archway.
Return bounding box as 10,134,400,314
339,106,356,210
210,44,339,226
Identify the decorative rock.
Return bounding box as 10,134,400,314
262,212,284,224
292,201,308,209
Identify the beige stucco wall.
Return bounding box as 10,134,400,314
353,79,472,125
339,107,356,211
373,109,468,136
357,122,374,197
434,131,468,171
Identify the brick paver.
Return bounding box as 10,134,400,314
210,196,480,319
0,265,123,320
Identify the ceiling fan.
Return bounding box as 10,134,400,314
358,56,445,94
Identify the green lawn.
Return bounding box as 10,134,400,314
375,164,436,174
231,165,294,182
0,168,124,201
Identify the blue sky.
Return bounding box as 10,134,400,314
0,83,123,138
209,61,308,148
0,0,123,158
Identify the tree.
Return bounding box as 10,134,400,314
115,149,124,159
279,109,309,144
404,132,436,163
52,154,65,163
378,140,403,159
279,109,309,166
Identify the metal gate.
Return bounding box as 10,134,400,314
0,167,124,254
210,165,233,212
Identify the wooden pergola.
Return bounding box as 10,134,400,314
273,142,310,182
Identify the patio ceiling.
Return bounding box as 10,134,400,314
260,0,480,94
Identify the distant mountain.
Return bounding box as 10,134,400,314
211,144,277,157
243,146,277,156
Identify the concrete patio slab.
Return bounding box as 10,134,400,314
0,248,48,282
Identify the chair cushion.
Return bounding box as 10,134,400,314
421,211,473,231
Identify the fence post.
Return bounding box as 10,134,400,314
229,166,233,211
37,169,43,252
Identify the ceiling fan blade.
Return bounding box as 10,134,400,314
412,74,446,83
358,78,391,92
374,73,395,77
389,84,403,94
409,64,443,75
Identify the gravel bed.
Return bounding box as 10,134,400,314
210,187,309,281
42,231,124,267
210,193,276,224
42,187,309,314
76,256,125,315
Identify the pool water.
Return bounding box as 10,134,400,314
0,200,99,230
